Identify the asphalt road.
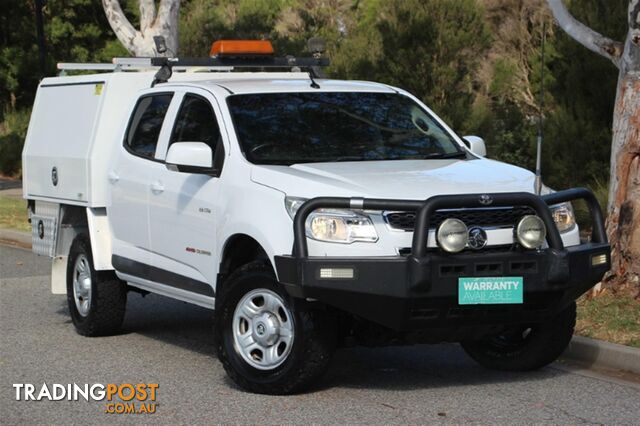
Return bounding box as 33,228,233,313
1,245,639,425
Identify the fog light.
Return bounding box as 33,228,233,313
591,254,608,266
319,268,354,279
516,215,546,249
437,218,468,253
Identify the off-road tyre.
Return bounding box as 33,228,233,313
461,302,576,371
67,235,127,336
214,261,336,394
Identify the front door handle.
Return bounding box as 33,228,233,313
150,181,164,194
108,171,119,184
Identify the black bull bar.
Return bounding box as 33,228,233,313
275,188,610,331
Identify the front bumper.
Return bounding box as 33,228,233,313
275,188,610,331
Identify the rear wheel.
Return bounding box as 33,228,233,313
461,302,576,371
215,261,335,394
67,236,127,336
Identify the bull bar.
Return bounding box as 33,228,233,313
275,188,610,332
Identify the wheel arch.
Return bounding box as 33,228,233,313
219,234,271,279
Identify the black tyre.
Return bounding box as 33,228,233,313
461,302,576,371
67,235,127,336
214,261,336,394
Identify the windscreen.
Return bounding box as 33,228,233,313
227,92,465,165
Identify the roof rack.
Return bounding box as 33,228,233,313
150,56,328,68
57,56,328,76
149,56,328,87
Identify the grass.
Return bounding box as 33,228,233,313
0,195,30,232
576,286,640,348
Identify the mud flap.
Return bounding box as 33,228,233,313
51,255,68,294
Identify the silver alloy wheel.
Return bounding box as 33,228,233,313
72,254,92,317
232,289,295,370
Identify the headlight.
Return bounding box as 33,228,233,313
284,197,378,244
307,210,378,243
540,184,576,233
550,203,576,233
516,215,546,249
436,218,468,253
284,196,307,219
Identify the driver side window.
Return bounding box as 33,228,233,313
170,94,221,154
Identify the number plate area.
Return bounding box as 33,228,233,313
458,277,523,305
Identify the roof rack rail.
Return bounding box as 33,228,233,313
56,56,328,78
149,56,328,87
57,58,236,75
150,56,329,68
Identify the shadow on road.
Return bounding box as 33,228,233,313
53,289,566,392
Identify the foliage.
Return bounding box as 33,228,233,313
331,0,491,130
0,0,127,118
0,0,628,194
0,109,30,176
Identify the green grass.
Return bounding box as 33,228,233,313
576,287,640,348
0,195,30,232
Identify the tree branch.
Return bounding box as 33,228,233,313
102,0,139,54
139,0,156,32
546,0,624,68
156,0,180,53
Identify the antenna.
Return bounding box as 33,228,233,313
534,22,546,195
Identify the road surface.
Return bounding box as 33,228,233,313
1,245,638,424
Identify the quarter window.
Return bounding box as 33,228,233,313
125,94,173,159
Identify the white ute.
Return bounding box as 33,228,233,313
22,40,611,394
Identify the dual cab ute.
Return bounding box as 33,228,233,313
22,40,610,394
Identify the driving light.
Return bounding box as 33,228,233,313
307,210,378,244
516,215,546,249
550,202,576,233
437,218,468,253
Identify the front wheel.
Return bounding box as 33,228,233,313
461,302,576,371
214,261,335,394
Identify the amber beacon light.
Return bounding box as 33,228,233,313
210,40,275,57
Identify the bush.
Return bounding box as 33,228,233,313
0,132,23,176
0,109,30,177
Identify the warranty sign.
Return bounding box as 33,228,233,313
458,277,523,305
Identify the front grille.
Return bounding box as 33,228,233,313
384,206,536,231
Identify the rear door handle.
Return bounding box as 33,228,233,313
108,171,119,184
150,181,164,194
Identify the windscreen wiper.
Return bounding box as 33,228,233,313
420,151,467,160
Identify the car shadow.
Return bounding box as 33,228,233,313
56,291,567,392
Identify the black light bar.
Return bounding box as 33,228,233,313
150,56,329,68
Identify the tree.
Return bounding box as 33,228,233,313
102,0,180,56
331,0,491,130
547,0,640,291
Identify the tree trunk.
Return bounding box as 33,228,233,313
547,0,640,295
102,0,180,57
605,71,640,292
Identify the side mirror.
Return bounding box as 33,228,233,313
463,136,487,157
166,142,215,174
